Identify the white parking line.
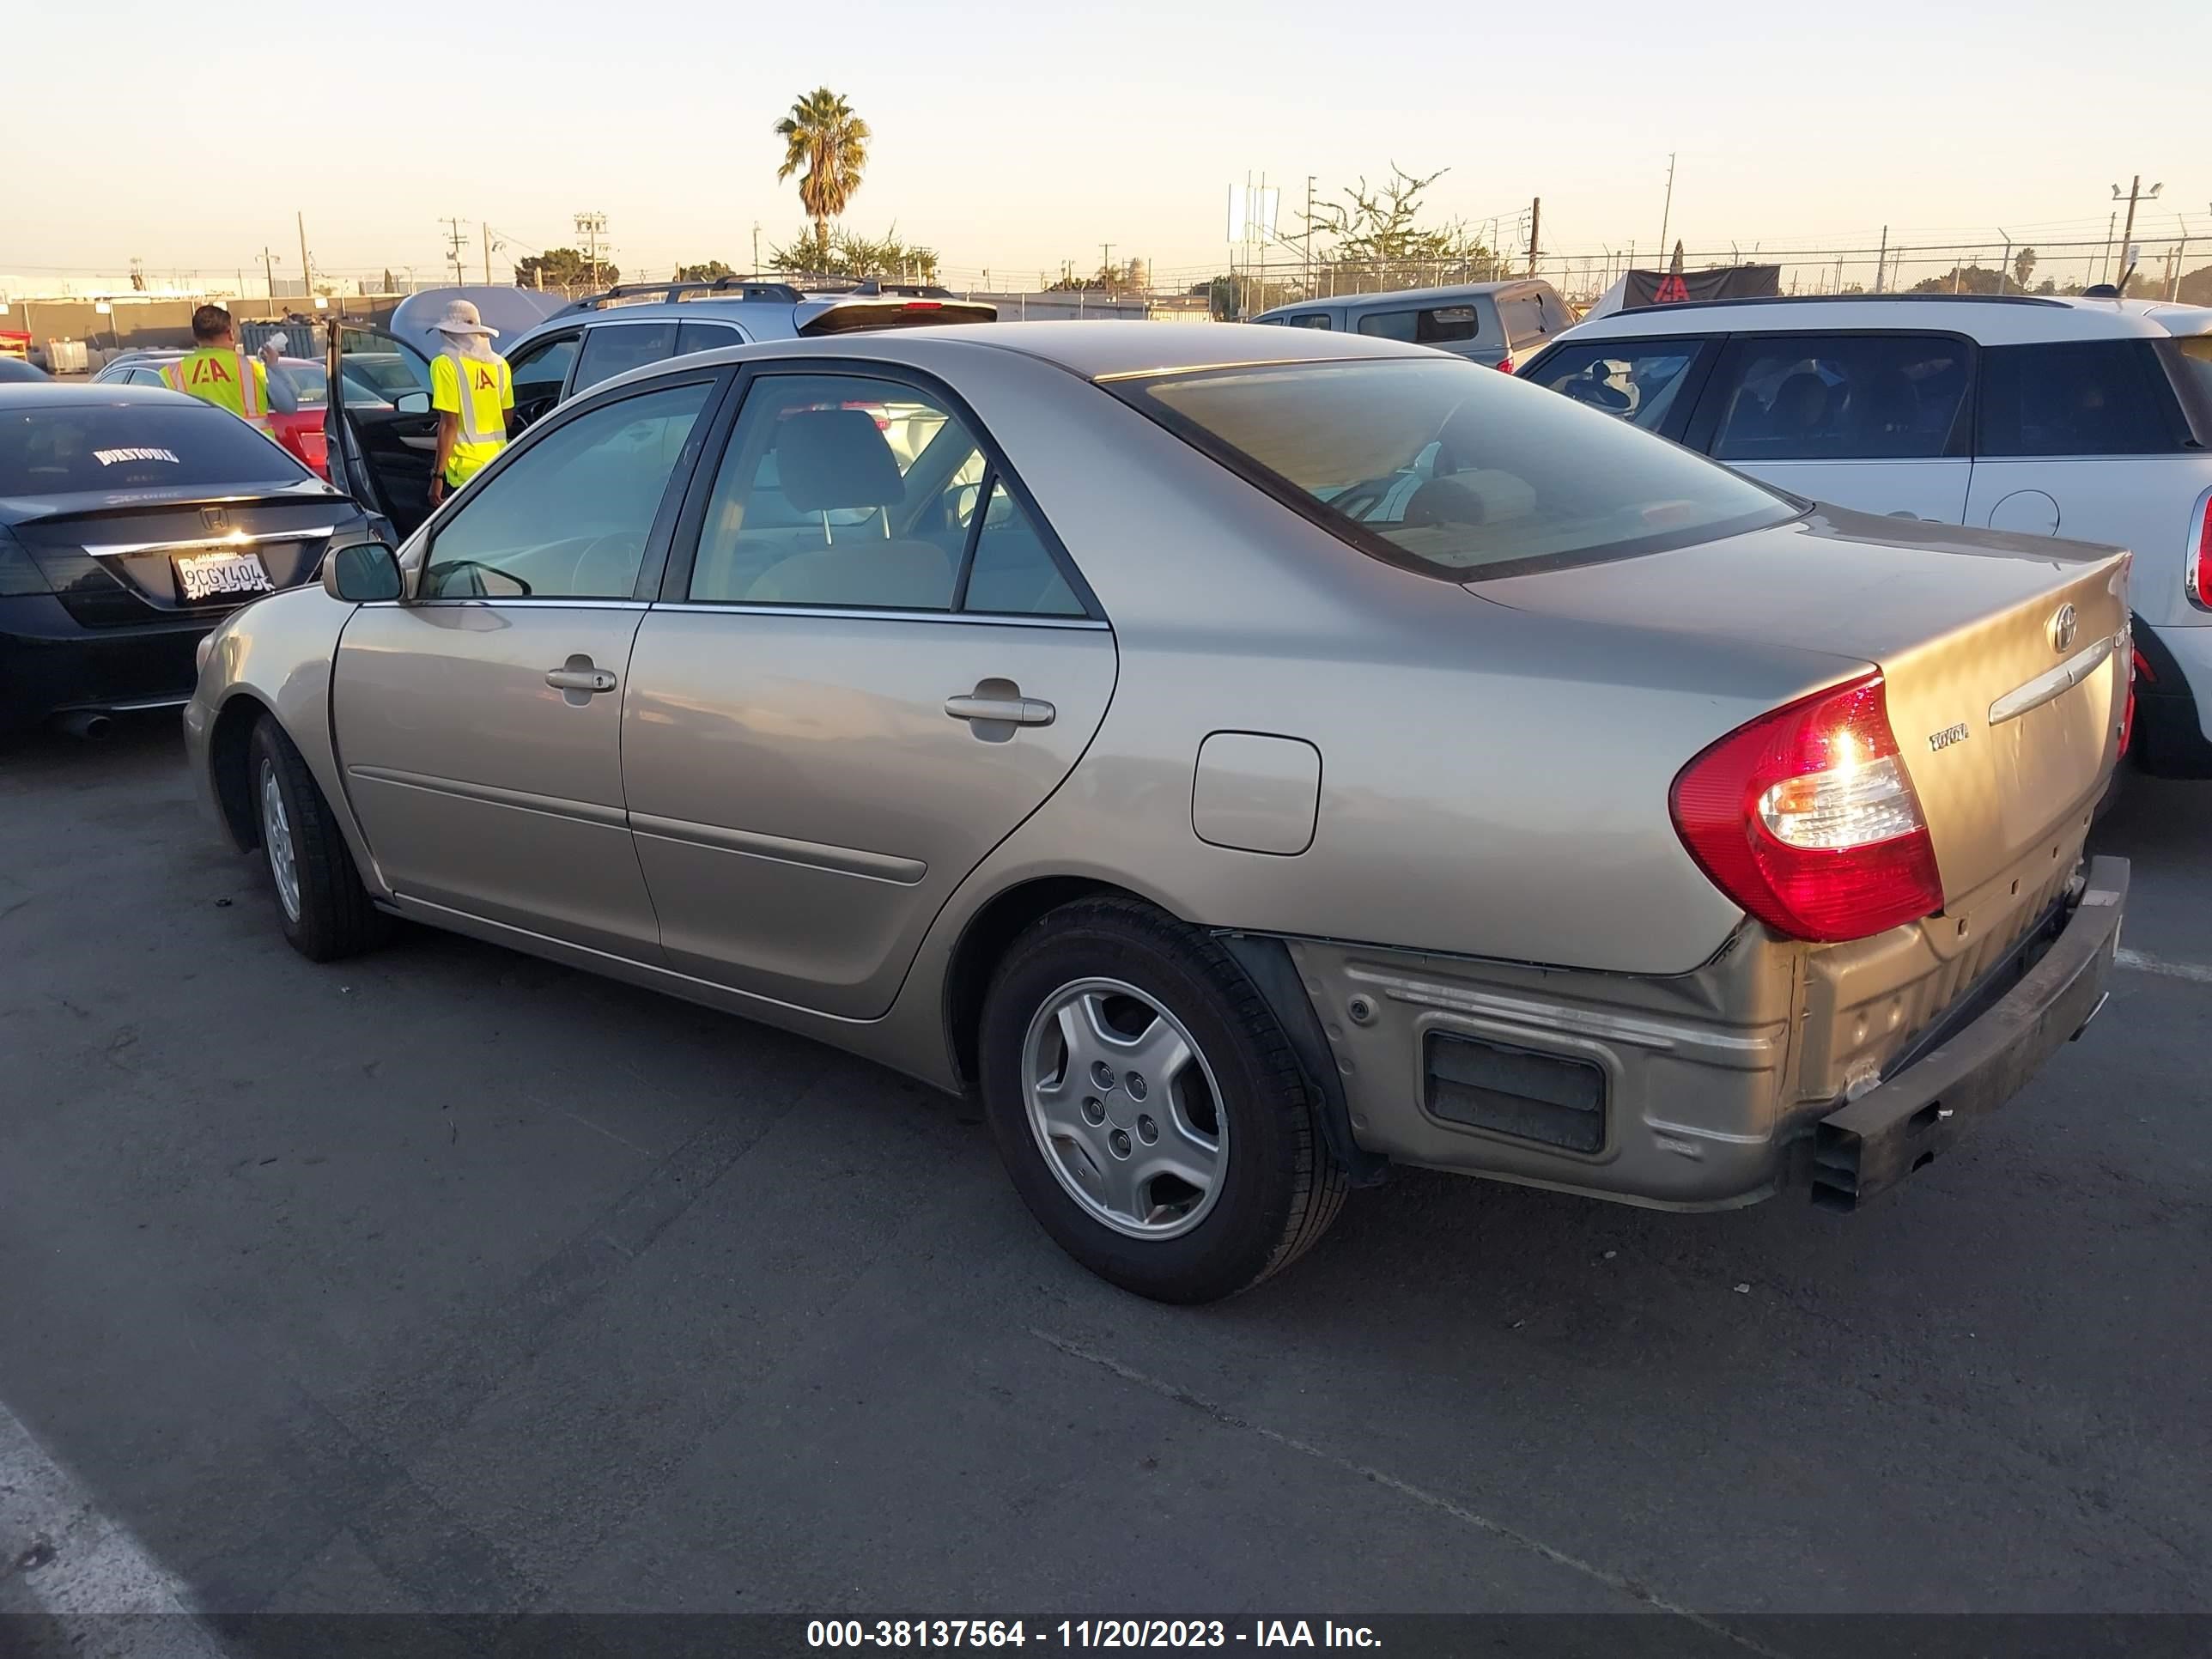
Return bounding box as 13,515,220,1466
1031,1328,1793,1658
0,1399,228,1656
2117,947,2212,985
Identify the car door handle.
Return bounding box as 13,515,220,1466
546,665,617,694
945,693,1054,726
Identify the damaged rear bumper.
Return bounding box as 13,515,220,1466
1808,854,2127,1210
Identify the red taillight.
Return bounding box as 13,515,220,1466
1496,356,1515,374
1669,673,1944,943
2190,494,2212,610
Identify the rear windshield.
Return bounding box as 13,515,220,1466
1109,356,1796,579
0,402,308,495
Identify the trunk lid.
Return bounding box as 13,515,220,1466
11,488,349,627
1474,505,2129,903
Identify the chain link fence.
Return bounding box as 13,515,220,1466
1204,235,2209,315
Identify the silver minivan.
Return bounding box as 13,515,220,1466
1253,279,1574,371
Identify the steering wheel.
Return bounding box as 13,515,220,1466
569,531,643,594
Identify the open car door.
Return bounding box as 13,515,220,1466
325,323,440,538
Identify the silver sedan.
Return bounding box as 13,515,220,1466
186,323,2129,1302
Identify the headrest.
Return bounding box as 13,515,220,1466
775,409,903,513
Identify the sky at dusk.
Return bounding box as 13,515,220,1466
5,0,2207,293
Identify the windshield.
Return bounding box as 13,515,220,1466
1111,356,1796,579
0,402,308,495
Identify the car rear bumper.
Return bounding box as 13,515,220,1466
1808,855,2124,1208
0,594,209,729
1279,848,2121,1211
2131,618,2212,778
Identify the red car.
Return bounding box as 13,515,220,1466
92,352,390,481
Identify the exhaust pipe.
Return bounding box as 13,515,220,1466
57,710,113,741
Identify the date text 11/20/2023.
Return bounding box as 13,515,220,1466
805,1621,1382,1649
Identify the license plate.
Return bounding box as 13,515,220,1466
173,550,274,603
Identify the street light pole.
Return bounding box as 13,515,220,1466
1656,152,1676,264
2111,176,2163,294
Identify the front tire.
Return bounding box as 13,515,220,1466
978,898,1346,1303
249,716,381,962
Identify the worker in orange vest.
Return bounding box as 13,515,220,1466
161,305,297,436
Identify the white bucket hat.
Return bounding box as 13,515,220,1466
431,299,498,338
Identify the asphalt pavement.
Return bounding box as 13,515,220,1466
1,716,2208,1647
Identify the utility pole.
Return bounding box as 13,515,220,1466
2100,211,2117,283
1656,153,1676,266
574,212,609,289
1100,244,1114,286
1526,198,1540,278
260,246,278,299
1874,225,1887,293
1304,174,1316,297
440,217,468,285
296,212,312,298
1998,229,2012,294
752,222,762,272
2111,176,2163,294
483,224,491,284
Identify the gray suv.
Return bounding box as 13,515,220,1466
500,276,997,432
1252,279,1574,371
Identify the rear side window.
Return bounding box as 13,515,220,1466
1497,295,1553,347
675,322,744,356
1278,313,1334,330
1357,305,1486,346
1111,356,1793,580
1525,338,1710,433
572,323,679,393
1707,333,1972,462
1978,340,2194,457
0,403,307,494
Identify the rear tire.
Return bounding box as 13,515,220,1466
249,716,382,963
978,897,1346,1303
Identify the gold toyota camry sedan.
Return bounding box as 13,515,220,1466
186,323,2129,1302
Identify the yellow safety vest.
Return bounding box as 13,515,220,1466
431,349,512,486
164,347,272,434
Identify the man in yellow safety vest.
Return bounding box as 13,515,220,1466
426,300,514,507
162,305,297,436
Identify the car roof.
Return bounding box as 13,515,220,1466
1256,280,1556,319
1557,293,2211,346
619,319,1440,384
0,382,204,408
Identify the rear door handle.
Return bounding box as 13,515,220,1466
546,665,618,694
945,693,1054,726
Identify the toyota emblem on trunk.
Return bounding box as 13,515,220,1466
2049,603,2078,653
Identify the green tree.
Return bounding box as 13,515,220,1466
678,259,735,282
514,247,620,290
1909,264,2007,296
766,226,939,283
2012,246,2038,292
775,88,871,260
1302,165,1498,295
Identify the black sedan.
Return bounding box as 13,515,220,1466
1,383,372,736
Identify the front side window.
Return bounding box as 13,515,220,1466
1977,339,2192,458
571,323,680,393
1111,356,1794,580
1708,333,1972,462
687,372,1079,616
508,333,579,403
1525,338,1709,433
422,381,711,599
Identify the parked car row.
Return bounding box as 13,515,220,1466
93,349,395,480
183,321,2127,1302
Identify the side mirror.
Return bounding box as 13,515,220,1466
322,539,404,603
393,390,431,415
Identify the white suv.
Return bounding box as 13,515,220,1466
1521,295,2212,776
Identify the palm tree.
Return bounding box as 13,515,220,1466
775,88,870,265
